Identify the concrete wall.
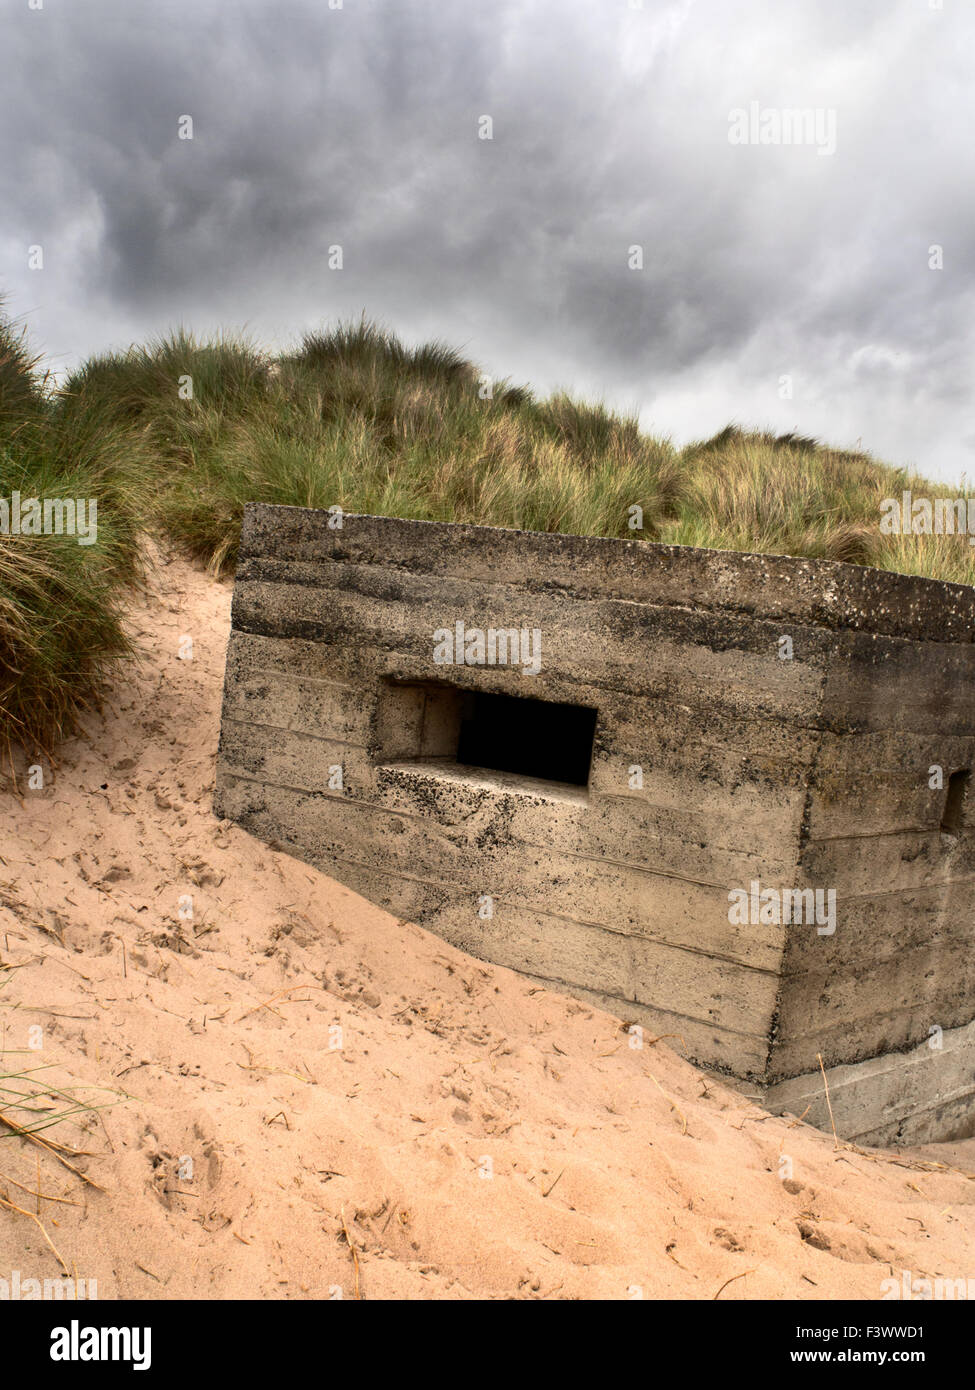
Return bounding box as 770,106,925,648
215,505,975,1144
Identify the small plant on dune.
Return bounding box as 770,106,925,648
0,1056,116,1144
0,1025,120,1272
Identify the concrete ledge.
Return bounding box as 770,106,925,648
237,506,975,644
760,1019,975,1146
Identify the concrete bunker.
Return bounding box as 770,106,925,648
215,504,975,1146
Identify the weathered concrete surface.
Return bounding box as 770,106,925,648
760,1019,975,1147
215,506,975,1143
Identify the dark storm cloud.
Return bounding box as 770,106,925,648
1,0,973,478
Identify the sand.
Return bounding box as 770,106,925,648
0,546,972,1301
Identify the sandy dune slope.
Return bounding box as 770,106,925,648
0,549,972,1300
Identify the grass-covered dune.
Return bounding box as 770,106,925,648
0,306,150,763
2,308,973,759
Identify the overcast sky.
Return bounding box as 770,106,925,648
2,0,972,481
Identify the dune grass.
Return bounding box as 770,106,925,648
2,308,974,758
59,319,685,574
58,316,975,582
0,305,152,764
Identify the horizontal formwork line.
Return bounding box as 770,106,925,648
219,765,757,890
783,937,975,982
318,851,779,1016
374,789,786,891
496,967,772,1048
220,767,975,904
226,638,824,744
808,827,954,845
233,630,968,743
772,1005,975,1059
229,577,824,646
224,664,355,693
229,613,975,742
230,596,828,672
221,715,366,749
785,875,975,903
237,558,757,616
234,553,973,646
228,694,813,776
594,788,801,833
219,770,780,976
771,1062,975,1105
